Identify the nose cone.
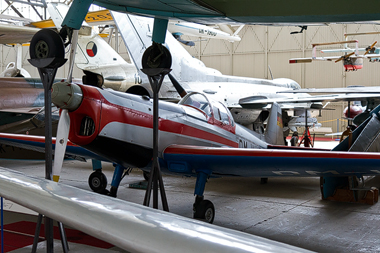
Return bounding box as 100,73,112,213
52,82,83,111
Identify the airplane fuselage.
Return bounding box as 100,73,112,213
65,83,269,170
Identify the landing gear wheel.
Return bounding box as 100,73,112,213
143,171,150,181
193,199,215,223
142,43,172,69
30,29,65,63
88,171,108,193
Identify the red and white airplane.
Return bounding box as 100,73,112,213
43,80,380,221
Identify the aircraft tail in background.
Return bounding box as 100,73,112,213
47,3,140,91
264,102,284,145
111,12,222,84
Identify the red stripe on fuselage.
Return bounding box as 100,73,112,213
164,144,380,160
71,85,238,148
99,95,239,147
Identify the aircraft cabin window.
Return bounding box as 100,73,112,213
212,102,231,125
212,104,221,120
180,93,212,117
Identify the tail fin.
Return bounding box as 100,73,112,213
264,102,284,145
47,3,138,88
333,104,380,151
111,12,221,83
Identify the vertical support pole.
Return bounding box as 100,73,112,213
142,69,170,212
1,197,3,253
58,222,69,253
152,18,168,44
39,67,58,253
32,214,43,253
337,118,339,134
115,27,119,53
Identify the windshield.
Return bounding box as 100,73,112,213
179,93,212,117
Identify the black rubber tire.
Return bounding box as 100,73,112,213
142,44,172,69
143,171,150,181
30,29,65,60
194,199,215,223
88,171,108,193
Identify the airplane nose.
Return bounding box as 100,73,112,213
52,81,83,111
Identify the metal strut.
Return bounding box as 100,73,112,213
28,57,67,253
141,68,171,211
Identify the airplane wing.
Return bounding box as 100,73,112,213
0,133,105,162
0,24,40,44
0,167,312,253
289,56,342,63
278,86,380,94
163,144,380,177
63,0,380,26
238,93,380,109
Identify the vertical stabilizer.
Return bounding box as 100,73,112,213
264,103,284,145
333,104,380,151
47,3,138,90
111,12,221,84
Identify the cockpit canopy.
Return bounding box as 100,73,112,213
272,78,301,90
179,92,235,126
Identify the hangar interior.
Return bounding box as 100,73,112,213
1,1,380,253
1,1,380,133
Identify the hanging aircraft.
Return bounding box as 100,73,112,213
320,31,380,63
289,40,380,71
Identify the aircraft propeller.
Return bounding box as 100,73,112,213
168,73,187,98
335,52,355,63
51,82,83,182
364,41,377,55
51,30,80,182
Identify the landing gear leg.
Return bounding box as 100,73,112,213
193,171,215,223
109,164,127,197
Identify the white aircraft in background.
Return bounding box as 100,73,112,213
168,21,242,46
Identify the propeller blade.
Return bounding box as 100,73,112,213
335,52,355,63
168,73,187,98
364,41,377,55
52,109,70,182
51,81,83,182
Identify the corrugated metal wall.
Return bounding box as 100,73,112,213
2,23,380,133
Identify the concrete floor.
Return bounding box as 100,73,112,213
1,156,380,252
